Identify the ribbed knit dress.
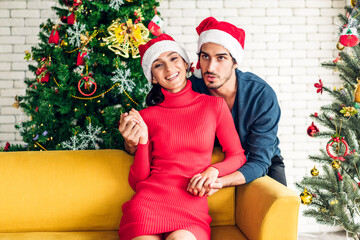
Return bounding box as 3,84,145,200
118,80,246,240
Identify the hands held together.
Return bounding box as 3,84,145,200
187,167,223,197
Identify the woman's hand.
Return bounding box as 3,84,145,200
187,167,219,197
127,109,148,144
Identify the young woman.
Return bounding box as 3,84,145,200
118,34,247,240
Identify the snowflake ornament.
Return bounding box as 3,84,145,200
61,123,103,150
78,123,103,148
140,82,151,95
67,22,86,47
109,0,124,10
61,135,88,150
111,68,135,94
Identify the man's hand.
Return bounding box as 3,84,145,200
206,179,223,196
118,109,143,154
187,167,219,197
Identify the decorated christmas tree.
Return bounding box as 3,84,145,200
297,2,360,239
7,0,164,151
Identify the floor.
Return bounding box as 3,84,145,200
298,231,350,240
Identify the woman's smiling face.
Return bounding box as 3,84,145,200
151,51,189,94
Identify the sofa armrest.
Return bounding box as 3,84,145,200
235,176,300,240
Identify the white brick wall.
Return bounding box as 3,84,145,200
0,0,349,234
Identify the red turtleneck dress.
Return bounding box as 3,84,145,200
118,81,246,240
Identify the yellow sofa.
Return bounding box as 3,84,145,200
0,149,300,240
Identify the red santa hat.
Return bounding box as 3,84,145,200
139,34,190,83
194,17,245,78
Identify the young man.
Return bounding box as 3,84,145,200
119,17,286,196
187,17,286,197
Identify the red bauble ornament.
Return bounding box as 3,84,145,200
314,112,318,117
307,122,319,137
60,16,68,23
67,12,75,25
73,0,82,6
48,29,60,44
326,136,349,161
78,74,97,97
76,50,88,66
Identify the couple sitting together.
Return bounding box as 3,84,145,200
117,17,286,240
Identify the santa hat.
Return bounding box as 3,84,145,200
194,17,245,78
139,34,190,83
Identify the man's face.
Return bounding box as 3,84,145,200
199,42,238,90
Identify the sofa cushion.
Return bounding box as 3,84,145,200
0,150,134,232
0,148,234,232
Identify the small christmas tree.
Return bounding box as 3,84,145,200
297,2,360,239
12,0,163,151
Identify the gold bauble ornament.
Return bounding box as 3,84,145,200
103,19,150,58
336,42,345,51
354,78,360,103
300,188,313,205
60,40,69,47
330,199,338,205
310,166,319,176
319,207,327,213
125,0,133,2
331,160,341,169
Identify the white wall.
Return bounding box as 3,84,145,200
0,0,348,234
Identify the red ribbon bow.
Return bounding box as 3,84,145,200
314,79,323,94
4,142,10,151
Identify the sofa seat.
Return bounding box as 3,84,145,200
0,226,247,240
211,226,247,240
0,231,119,240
